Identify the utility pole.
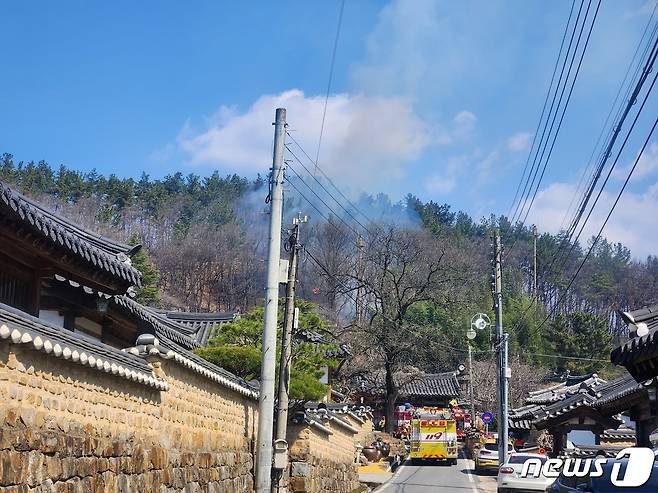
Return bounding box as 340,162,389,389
256,107,286,493
532,225,538,299
493,229,509,466
355,235,365,324
468,345,475,429
274,213,306,493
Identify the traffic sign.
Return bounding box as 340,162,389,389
481,411,494,424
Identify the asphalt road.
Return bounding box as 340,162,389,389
375,455,497,493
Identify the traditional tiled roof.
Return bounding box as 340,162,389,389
532,390,622,431
610,304,658,381
52,275,200,351
508,417,533,430
611,329,658,365
128,334,259,399
163,311,238,346
593,372,646,409
533,392,599,425
510,403,544,419
397,372,461,398
112,296,199,350
508,403,544,430
295,328,351,358
0,182,142,288
560,445,625,459
291,407,361,435
601,428,635,440
510,372,638,431
526,374,606,404
0,302,166,390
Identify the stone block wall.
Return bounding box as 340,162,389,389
0,342,257,492
286,421,360,493
350,415,372,448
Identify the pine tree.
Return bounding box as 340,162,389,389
128,239,161,307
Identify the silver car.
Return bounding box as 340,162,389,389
497,452,553,493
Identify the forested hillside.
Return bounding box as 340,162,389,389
2,152,657,381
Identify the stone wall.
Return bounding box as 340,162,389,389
286,417,361,493
0,342,257,492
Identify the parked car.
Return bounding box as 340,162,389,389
475,441,515,473
497,452,552,492
547,457,658,492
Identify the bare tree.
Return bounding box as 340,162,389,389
471,355,546,414
328,225,468,432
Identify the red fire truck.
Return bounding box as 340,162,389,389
451,408,472,441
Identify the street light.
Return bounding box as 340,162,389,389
467,314,490,434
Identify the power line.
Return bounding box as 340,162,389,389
537,114,658,332
287,131,375,226
315,0,346,180
510,0,591,226
562,36,658,244
285,143,372,234
505,66,657,338
517,0,601,233
504,22,658,336
536,37,658,287
559,8,658,232
445,345,610,363
504,0,600,261
305,245,609,366
507,0,578,218
285,165,362,238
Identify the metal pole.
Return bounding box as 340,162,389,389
468,345,475,428
493,229,509,466
355,235,365,324
532,226,538,299
256,107,287,493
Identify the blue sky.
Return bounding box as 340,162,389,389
2,1,658,255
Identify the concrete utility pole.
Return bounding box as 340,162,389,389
532,225,538,299
274,213,306,492
493,229,509,466
256,108,287,493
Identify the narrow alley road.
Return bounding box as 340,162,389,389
375,455,497,493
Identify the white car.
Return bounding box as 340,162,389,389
497,452,553,493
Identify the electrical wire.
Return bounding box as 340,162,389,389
510,0,591,226
287,131,375,226
285,168,359,238
305,243,609,367
537,114,658,331
559,7,658,232
286,143,373,234
519,0,601,230
507,0,578,218
503,21,658,337
504,0,600,261
314,0,346,181
535,38,658,289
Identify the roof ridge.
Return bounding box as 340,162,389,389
0,182,142,288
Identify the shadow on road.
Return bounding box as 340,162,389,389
409,460,453,467
465,468,497,476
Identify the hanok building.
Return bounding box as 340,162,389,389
0,182,262,490
611,303,658,445
396,371,461,408
508,372,646,456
